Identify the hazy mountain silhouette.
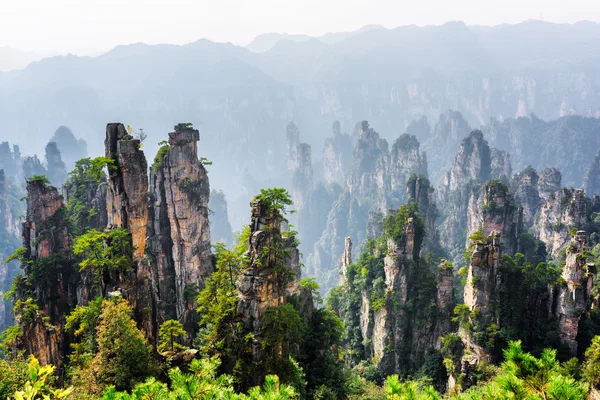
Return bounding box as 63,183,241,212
0,46,53,72
3,20,600,230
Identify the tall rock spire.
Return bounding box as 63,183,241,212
556,231,596,355
147,123,212,334
339,236,352,284
105,123,148,259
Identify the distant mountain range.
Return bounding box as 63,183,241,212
2,20,600,229
244,24,385,53
0,46,52,72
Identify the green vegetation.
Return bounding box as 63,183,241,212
456,341,588,399
299,277,322,304
100,358,297,399
262,304,305,348
12,356,73,400
65,297,104,366
158,320,187,353
2,142,600,400
83,298,155,394
73,228,134,296
583,335,600,390
382,202,425,252
0,358,28,399
385,375,440,400
199,156,213,166
330,203,441,383
152,140,171,172
196,235,248,361
255,188,295,221
64,157,114,235
27,174,51,186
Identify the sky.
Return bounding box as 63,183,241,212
2,0,600,54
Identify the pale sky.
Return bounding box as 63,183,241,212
2,0,600,54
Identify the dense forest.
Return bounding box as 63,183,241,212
0,115,599,400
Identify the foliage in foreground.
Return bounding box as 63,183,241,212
11,356,73,400
101,357,297,400
456,341,588,400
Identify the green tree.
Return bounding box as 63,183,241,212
64,157,114,234
73,228,134,295
262,305,305,348
196,231,249,360
458,341,588,400
158,320,187,353
385,375,439,400
584,335,600,390
64,297,104,365
90,298,154,391
100,357,297,399
299,277,322,305
255,188,294,221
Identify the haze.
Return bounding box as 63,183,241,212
2,0,600,54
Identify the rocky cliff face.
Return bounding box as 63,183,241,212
308,122,428,293
339,236,352,285
22,179,70,267
335,207,453,381
147,123,213,334
285,122,300,173
538,167,562,200
286,121,313,211
438,130,510,257
435,261,454,349
389,134,428,205
20,178,73,367
423,110,472,185
535,188,591,258
209,190,233,246
511,166,542,228
44,141,67,186
467,180,522,255
490,148,511,182
22,155,46,180
407,175,440,254
451,234,503,389
236,198,302,373
290,143,313,212
0,142,19,180
555,231,596,355
105,123,149,259
322,121,352,186
462,235,502,346
63,181,108,232
0,170,22,332
104,123,157,337
373,221,419,372
347,122,390,206
584,150,600,197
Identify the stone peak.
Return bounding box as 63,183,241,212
170,123,200,145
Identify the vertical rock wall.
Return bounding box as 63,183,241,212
555,231,596,355
236,198,301,371
147,123,213,334
105,123,148,259
20,179,72,367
